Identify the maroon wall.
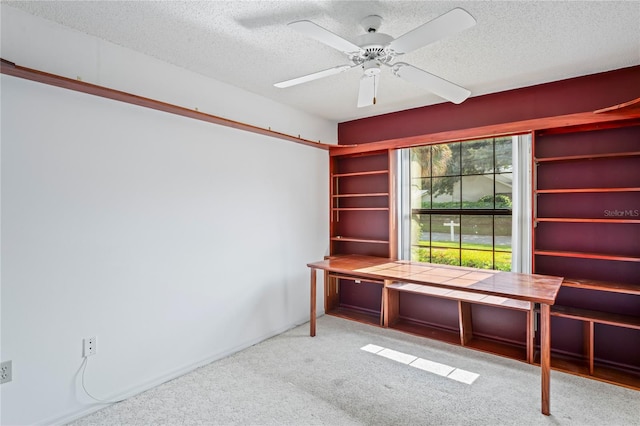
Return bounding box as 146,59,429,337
338,66,640,144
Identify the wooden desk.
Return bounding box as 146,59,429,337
307,254,563,416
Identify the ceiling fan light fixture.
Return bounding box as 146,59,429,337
363,61,381,76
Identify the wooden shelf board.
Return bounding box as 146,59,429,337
333,170,388,178
535,151,640,163
390,318,461,345
534,352,591,376
331,237,389,244
592,364,640,390
390,319,528,362
387,283,531,311
0,60,332,151
535,217,640,224
551,305,640,330
562,278,640,295
535,187,640,194
464,337,528,362
594,97,640,115
533,352,640,391
332,193,389,198
535,119,640,136
332,207,389,212
534,250,640,263
327,273,385,285
326,306,381,327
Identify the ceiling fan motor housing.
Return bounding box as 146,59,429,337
354,32,394,64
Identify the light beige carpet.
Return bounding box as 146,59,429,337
70,315,640,425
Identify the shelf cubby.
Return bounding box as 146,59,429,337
330,151,394,257
533,122,640,390
325,273,384,327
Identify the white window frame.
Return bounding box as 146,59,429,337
397,134,532,273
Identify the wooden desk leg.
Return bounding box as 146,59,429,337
458,301,473,345
382,280,391,327
310,268,316,337
587,321,594,375
541,303,551,415
527,306,534,364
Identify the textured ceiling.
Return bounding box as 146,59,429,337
5,1,640,122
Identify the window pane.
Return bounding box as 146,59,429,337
432,143,459,176
494,251,512,272
412,214,431,245
461,175,494,208
432,247,460,266
461,215,493,249
412,246,431,263
461,249,493,270
410,146,431,177
495,137,513,173
411,177,431,209
407,136,515,272
495,173,513,208
432,177,460,208
495,216,512,252
432,214,460,247
461,139,493,175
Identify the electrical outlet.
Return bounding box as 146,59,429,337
1,360,12,384
83,337,97,357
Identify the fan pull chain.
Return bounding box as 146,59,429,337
373,76,377,105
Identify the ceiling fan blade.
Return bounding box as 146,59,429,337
357,74,379,108
388,8,476,55
289,20,362,54
392,63,470,104
274,65,352,88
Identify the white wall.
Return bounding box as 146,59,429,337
1,6,332,425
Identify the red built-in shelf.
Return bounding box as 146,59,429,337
535,187,640,194
333,170,388,178
332,208,389,211
333,193,388,198
562,278,640,296
535,151,640,163
535,250,640,263
331,237,389,244
535,218,640,224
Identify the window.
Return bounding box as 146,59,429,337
398,135,531,272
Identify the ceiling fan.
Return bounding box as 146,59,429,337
274,8,476,107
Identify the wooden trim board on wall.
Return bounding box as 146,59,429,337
0,58,332,151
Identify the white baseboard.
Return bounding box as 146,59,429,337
41,317,314,426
